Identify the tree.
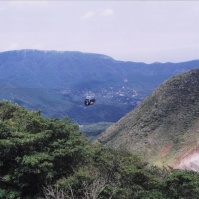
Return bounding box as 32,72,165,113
0,101,89,198
162,170,199,199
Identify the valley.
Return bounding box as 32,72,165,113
59,86,141,107
0,49,199,137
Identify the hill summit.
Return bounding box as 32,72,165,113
94,69,199,170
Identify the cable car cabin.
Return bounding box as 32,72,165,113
84,96,96,106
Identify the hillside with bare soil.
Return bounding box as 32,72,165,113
94,69,199,170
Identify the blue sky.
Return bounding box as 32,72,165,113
0,1,199,63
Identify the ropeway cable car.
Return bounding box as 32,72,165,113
84,96,96,106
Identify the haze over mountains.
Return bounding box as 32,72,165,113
0,49,199,125
94,69,199,171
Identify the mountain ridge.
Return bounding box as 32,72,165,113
1,49,199,89
0,49,199,125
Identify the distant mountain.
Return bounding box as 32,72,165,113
0,49,199,125
94,69,199,171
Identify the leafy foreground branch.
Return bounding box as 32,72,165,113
0,101,199,199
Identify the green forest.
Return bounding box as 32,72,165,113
0,101,199,199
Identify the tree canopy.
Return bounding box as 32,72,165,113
0,101,199,199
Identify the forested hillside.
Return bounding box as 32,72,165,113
0,101,199,198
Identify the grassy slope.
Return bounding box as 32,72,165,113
94,69,199,167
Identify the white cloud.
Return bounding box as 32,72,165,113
102,9,113,16
81,11,95,19
81,9,113,20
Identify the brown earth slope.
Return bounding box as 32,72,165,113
94,69,199,170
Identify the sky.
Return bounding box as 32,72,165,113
0,1,199,63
